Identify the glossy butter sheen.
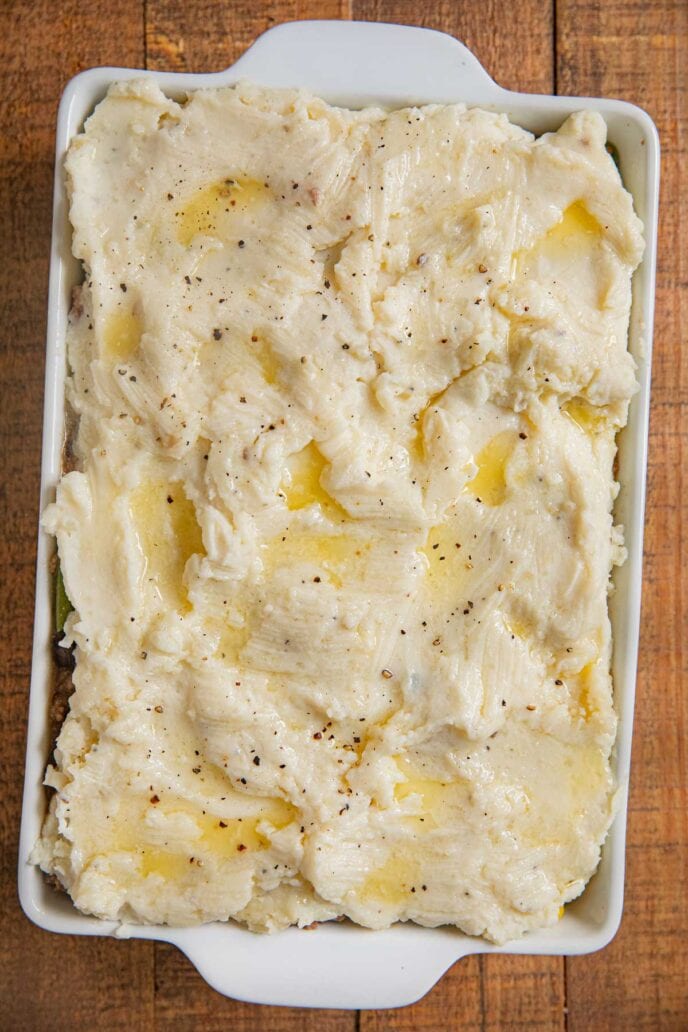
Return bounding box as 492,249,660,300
34,79,643,943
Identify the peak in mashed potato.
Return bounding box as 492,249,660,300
33,79,643,943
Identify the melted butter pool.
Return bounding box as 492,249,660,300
465,431,517,506
421,516,467,602
571,661,597,720
177,177,270,246
358,853,421,907
282,441,349,521
198,799,297,857
262,529,372,589
514,202,606,309
92,794,297,880
130,480,205,610
104,308,141,362
515,202,602,276
251,335,279,386
541,202,601,253
562,398,607,436
394,758,468,830
140,850,190,880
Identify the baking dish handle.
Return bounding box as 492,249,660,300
228,20,502,109
169,921,477,1010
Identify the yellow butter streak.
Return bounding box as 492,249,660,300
283,442,349,521
198,800,297,857
562,398,607,436
140,851,190,880
515,201,602,277
262,529,372,588
521,742,609,848
252,336,279,385
567,746,606,797
199,334,279,388
93,795,297,881
504,615,532,641
394,758,467,829
421,520,463,577
465,431,516,506
359,853,421,907
130,480,205,610
542,201,601,252
177,177,270,246
104,309,141,362
421,513,468,606
573,661,597,720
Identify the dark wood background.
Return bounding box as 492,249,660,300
1,1,685,1028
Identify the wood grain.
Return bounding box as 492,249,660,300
146,0,352,72
1,6,156,1031
557,1,688,1027
361,957,484,1030
352,0,554,94
1,0,685,1029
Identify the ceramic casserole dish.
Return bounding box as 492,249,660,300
19,19,659,1009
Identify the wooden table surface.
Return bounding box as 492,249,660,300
1,1,685,1028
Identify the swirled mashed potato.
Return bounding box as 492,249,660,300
34,80,643,943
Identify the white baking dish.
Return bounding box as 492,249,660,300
19,19,659,1010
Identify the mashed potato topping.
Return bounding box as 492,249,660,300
34,80,643,943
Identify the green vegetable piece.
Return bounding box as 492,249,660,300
55,562,73,633
605,141,621,171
